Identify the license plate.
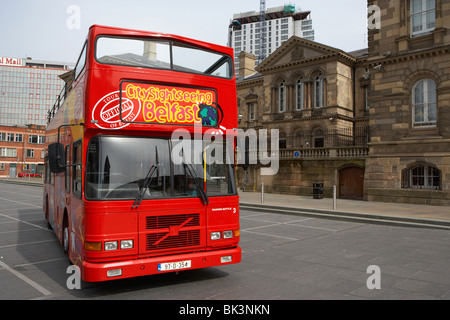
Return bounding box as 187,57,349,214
158,260,191,272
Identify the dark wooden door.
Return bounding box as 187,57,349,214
339,167,364,200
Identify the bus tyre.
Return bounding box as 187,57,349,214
63,227,69,253
45,196,51,229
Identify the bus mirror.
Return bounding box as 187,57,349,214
48,143,66,173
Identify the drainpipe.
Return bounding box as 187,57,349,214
352,65,356,146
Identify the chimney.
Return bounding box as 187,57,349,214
238,51,256,78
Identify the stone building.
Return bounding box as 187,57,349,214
363,0,450,205
237,0,450,206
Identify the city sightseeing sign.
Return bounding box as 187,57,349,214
92,82,220,130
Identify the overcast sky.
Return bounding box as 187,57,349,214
0,0,368,64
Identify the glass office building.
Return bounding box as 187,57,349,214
0,57,73,126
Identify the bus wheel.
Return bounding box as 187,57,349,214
62,213,70,254
63,226,69,253
45,196,52,230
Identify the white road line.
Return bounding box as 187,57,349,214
0,260,52,296
241,222,282,232
0,197,41,208
0,213,50,231
242,216,338,232
0,228,42,234
242,216,314,224
13,258,66,268
285,223,338,232
242,230,299,241
0,240,55,249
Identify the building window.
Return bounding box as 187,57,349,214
402,163,441,190
313,129,325,148
314,73,324,108
279,132,287,149
26,149,34,158
411,0,435,37
1,148,17,157
364,86,370,110
249,103,256,122
296,77,304,110
28,135,45,144
412,79,436,127
279,80,286,112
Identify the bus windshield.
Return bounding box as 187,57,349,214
95,37,233,79
85,136,236,201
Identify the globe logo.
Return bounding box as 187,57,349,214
198,104,219,127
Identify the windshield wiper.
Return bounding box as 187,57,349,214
184,162,209,205
132,146,159,209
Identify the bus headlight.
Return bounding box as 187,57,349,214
120,240,134,249
211,232,221,240
223,231,233,239
105,241,118,251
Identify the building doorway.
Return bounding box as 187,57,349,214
339,166,364,200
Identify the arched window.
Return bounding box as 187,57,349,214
402,163,441,190
313,128,325,148
314,73,324,108
294,131,304,148
296,77,304,110
279,80,286,112
279,132,287,149
413,79,436,127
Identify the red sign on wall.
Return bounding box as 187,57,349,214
0,57,23,67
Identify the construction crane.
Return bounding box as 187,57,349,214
258,0,267,64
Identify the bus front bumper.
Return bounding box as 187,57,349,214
81,247,241,282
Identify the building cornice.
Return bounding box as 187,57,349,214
362,44,450,68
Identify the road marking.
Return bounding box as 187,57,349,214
0,197,41,208
242,216,338,232
0,260,52,296
285,223,339,232
13,258,66,268
0,240,55,249
242,230,299,241
0,213,50,231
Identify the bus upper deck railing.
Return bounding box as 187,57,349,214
47,77,74,124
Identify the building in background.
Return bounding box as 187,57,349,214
0,57,73,127
0,124,46,177
229,4,314,76
236,0,450,206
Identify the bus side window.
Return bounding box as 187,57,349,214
65,145,70,193
73,140,82,198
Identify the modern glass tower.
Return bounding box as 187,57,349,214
0,57,73,126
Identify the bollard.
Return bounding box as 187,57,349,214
261,183,264,204
333,185,337,210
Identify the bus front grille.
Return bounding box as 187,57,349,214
146,230,200,251
143,213,202,252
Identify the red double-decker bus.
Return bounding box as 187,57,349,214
44,25,241,282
